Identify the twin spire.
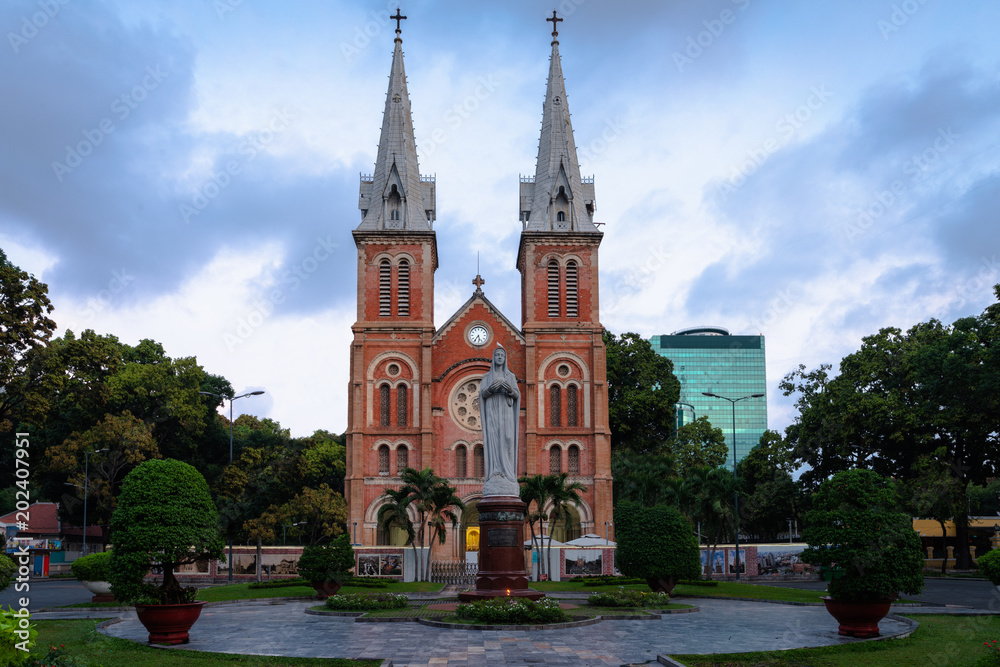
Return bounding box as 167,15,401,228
358,10,597,234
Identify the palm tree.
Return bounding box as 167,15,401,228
519,474,551,579
397,467,440,581
546,473,587,573
690,466,735,579
424,480,465,582
377,486,415,574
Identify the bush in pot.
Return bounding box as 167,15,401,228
71,551,115,601
108,459,224,644
801,468,924,637
613,501,701,594
296,534,354,598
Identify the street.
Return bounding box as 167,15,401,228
765,577,1000,610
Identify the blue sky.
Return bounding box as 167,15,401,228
2,0,999,437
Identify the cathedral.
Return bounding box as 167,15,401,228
345,12,612,558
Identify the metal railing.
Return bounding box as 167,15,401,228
429,560,478,586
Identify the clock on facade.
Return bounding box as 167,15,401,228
468,325,489,346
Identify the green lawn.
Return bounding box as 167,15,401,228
32,619,381,666
530,580,828,604
672,614,1000,666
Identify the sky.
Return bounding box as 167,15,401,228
2,0,999,438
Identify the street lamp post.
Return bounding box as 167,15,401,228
199,389,266,582
82,448,108,556
283,521,306,546
702,392,764,582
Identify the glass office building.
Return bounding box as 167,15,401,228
650,327,767,471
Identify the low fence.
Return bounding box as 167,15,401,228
430,560,478,586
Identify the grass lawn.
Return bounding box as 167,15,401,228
33,619,382,666
672,615,999,667
530,580,828,604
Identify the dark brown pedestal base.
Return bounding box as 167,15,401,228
458,496,545,602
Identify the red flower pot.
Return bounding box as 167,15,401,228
310,580,344,599
821,597,892,638
645,577,679,595
134,601,206,645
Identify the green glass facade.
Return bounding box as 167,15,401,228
650,329,767,471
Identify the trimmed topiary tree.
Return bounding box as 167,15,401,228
71,551,111,582
0,554,15,592
108,459,224,605
297,534,354,598
976,548,1000,586
614,501,701,594
801,469,924,602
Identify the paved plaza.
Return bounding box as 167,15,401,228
30,597,950,666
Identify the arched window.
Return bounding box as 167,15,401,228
379,384,391,426
567,385,578,427
390,209,400,220
378,259,391,316
378,445,390,475
557,211,566,221
396,445,408,474
456,445,467,478
565,260,578,318
568,444,580,474
549,384,561,427
397,259,410,316
473,444,484,478
396,385,407,426
547,259,560,317
550,445,561,474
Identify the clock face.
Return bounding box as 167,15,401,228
468,325,489,346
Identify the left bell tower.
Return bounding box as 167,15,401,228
346,10,437,546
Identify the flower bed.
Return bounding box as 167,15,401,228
455,597,568,625
587,587,671,608
324,592,408,611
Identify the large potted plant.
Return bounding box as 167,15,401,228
296,534,355,599
614,501,701,594
108,459,224,645
71,551,115,602
801,469,924,638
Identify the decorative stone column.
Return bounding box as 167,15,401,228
926,546,934,560
458,496,544,601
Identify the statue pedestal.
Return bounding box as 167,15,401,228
458,496,544,601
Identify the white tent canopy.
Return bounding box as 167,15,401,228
523,535,568,547
566,533,615,547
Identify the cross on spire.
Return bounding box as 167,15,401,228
547,10,563,40
472,274,486,290
391,8,407,35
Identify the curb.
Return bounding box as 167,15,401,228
415,615,602,631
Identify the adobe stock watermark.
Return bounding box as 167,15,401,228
878,0,931,41
51,65,169,182
948,255,998,311
212,0,244,20
603,245,670,316
179,107,295,224
720,85,833,198
78,268,134,321
7,0,70,54
744,285,796,335
577,116,627,165
842,126,959,242
421,75,500,157
673,0,751,73
224,235,338,350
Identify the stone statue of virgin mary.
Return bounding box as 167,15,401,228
479,344,520,497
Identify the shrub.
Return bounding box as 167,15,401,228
70,552,111,582
978,550,1000,586
342,576,389,588
297,535,354,583
0,554,15,592
324,592,408,611
26,643,88,666
801,469,924,602
247,577,309,590
108,459,224,605
0,607,36,665
587,586,671,608
578,575,645,586
455,597,568,625
613,501,701,587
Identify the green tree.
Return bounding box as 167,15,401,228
376,486,416,566
519,474,553,579
249,484,348,546
690,466,736,577
423,481,465,581
610,451,676,507
546,473,586,567
737,430,805,541
108,459,224,605
664,416,728,475
603,331,680,452
614,500,700,593
390,467,461,581
899,448,961,575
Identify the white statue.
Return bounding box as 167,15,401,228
480,345,520,497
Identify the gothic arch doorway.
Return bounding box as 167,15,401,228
460,499,480,562
549,504,582,543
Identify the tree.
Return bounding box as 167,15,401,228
737,430,805,541
519,474,553,579
377,486,416,569
899,449,961,575
0,249,56,439
610,451,676,507
690,466,736,577
423,481,465,582
108,459,224,605
603,331,680,452
248,484,348,546
614,500,701,594
387,467,461,581
664,416,728,475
